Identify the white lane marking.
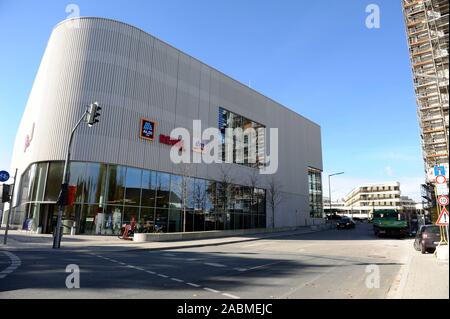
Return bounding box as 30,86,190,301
277,260,346,299
0,251,21,279
89,254,239,297
222,293,240,299
163,253,176,257
171,278,184,283
234,268,248,272
204,287,220,294
242,242,269,248
204,262,226,268
187,258,201,261
247,261,283,271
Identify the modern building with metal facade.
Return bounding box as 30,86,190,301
6,17,323,235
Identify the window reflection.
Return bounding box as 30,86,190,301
125,167,142,206
16,161,267,235
44,162,63,201
68,162,86,204
106,165,126,205
155,208,168,232
141,170,156,207
156,172,170,208
85,163,107,204
308,168,323,218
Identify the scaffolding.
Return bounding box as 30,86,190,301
402,0,449,182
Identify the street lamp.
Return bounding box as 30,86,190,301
328,172,344,217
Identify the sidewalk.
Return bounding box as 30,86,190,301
390,241,449,299
0,226,328,253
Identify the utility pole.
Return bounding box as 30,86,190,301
3,169,18,245
53,103,101,249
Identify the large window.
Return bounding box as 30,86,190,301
218,107,265,167
308,168,323,218
15,161,267,235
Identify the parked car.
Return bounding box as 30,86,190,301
414,225,442,254
336,217,356,229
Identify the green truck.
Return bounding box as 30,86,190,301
372,209,408,238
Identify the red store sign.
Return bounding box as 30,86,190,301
159,134,183,151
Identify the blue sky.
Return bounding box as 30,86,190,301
0,0,424,200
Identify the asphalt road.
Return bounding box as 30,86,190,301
0,223,411,299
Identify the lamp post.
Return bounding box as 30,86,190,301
328,172,344,217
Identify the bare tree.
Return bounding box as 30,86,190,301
217,166,234,225
173,163,193,232
267,176,283,229
247,170,260,219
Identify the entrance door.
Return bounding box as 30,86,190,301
41,204,57,234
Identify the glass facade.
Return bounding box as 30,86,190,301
14,161,266,235
218,107,265,167
308,168,323,218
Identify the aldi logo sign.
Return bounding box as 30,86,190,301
140,118,156,140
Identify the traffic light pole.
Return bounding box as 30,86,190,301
53,110,89,249
3,169,18,245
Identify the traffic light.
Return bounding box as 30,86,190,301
1,184,11,203
86,102,101,127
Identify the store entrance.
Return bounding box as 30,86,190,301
40,204,57,234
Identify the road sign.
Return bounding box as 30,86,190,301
436,207,449,226
438,195,449,206
435,165,446,177
0,170,10,182
436,175,447,184
436,183,449,196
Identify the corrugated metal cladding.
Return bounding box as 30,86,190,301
11,17,323,227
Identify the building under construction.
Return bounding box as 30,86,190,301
402,0,449,220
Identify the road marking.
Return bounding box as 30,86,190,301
0,251,21,279
89,253,241,298
248,261,283,271
204,287,220,293
204,262,226,268
242,242,269,248
277,260,345,299
222,293,240,299
233,267,248,272
171,278,184,283
163,253,176,257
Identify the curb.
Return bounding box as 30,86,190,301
386,249,412,299
1,227,331,253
